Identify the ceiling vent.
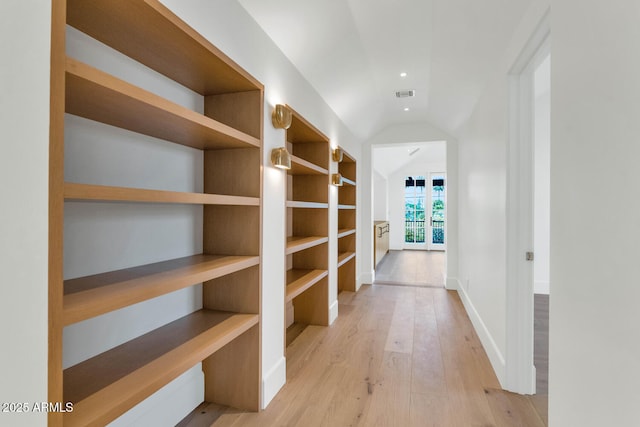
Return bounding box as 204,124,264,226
395,90,415,98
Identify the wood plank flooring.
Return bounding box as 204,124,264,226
374,250,445,287
179,285,545,427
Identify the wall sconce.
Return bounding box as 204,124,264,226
272,104,292,129
331,173,343,186
332,148,344,162
271,147,291,170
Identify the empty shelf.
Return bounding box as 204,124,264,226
286,236,328,255
64,255,259,325
63,310,258,427
64,183,260,206
286,269,328,302
65,58,260,150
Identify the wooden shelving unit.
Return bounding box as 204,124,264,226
337,149,357,292
284,107,330,342
49,0,263,425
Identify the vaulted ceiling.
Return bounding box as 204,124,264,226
237,0,534,141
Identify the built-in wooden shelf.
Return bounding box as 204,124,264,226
50,0,264,424
64,255,259,326
286,236,329,255
338,204,356,210
288,155,328,176
337,228,356,239
337,147,357,293
337,252,356,268
286,200,329,209
64,183,260,206
285,269,328,302
63,310,258,427
66,0,260,96
65,58,260,150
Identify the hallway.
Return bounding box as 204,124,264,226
179,285,545,426
374,250,445,287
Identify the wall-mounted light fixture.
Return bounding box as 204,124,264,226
332,147,343,163
331,173,343,186
272,104,292,129
271,147,291,170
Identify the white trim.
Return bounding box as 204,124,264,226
329,299,339,324
360,271,374,285
457,285,506,386
261,356,286,409
445,276,459,291
505,10,550,395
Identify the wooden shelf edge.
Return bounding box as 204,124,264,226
337,204,356,210
285,236,328,255
64,183,260,206
337,252,356,268
63,255,260,325
286,200,329,209
337,228,356,239
288,154,329,175
341,177,356,186
63,310,258,427
285,269,328,302
65,57,261,150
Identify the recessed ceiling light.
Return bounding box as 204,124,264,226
400,72,407,77
404,107,410,112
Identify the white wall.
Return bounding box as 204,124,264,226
533,56,550,295
550,1,640,425
456,0,550,385
0,1,51,426
373,170,388,221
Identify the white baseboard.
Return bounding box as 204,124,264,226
329,300,339,324
456,284,507,387
359,270,374,286
445,276,459,290
261,356,286,409
109,365,203,427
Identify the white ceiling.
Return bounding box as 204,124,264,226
237,0,534,140
373,141,446,178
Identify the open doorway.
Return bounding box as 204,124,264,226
532,52,550,404
505,12,549,423
372,142,447,287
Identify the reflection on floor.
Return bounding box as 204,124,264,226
374,250,445,287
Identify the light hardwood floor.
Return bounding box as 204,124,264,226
374,250,445,287
179,285,545,427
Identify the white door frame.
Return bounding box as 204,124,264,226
505,12,550,394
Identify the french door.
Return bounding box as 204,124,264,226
428,173,446,250
404,173,446,250
404,176,427,248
